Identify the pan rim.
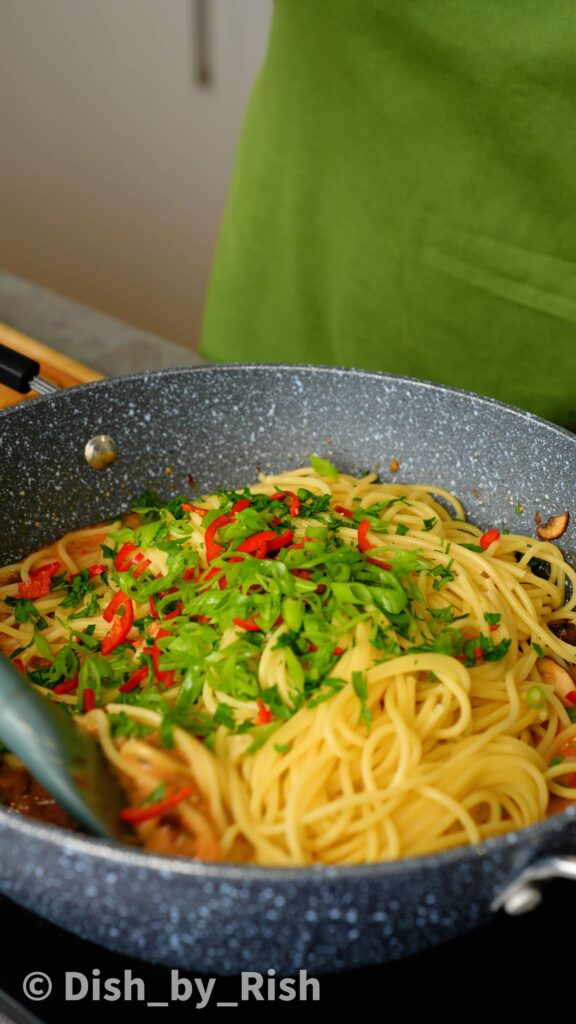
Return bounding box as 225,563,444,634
1,791,575,883
0,360,574,448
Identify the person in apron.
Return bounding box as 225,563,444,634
201,1,576,430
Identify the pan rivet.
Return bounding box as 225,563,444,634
503,884,542,916
84,435,117,470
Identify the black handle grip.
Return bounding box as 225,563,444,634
0,342,40,393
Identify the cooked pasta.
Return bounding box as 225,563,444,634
1,461,576,865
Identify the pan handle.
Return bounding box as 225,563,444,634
0,341,58,396
492,854,576,915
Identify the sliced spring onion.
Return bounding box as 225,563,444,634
526,685,546,709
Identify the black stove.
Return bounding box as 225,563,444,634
0,880,568,1021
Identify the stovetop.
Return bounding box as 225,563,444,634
0,880,569,1022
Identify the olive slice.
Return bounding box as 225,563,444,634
548,619,576,646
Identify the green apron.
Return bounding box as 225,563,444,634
201,1,576,429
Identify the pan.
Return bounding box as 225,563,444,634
1,362,576,975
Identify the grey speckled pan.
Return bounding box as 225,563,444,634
1,364,576,974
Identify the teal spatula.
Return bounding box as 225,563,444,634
0,655,132,842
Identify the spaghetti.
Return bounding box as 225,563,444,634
1,462,576,866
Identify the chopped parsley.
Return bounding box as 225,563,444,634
108,712,154,740
33,629,52,660
51,568,106,610
430,563,455,591
484,613,501,626
214,703,236,730
4,598,47,629
352,671,372,728
2,469,560,764
143,782,167,804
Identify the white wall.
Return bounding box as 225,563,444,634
0,0,272,349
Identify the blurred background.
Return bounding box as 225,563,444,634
0,0,271,352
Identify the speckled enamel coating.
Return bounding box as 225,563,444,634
1,364,576,974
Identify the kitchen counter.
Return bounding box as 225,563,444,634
0,271,205,376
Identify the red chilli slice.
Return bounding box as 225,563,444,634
288,537,316,552
236,529,294,558
357,520,392,570
53,675,79,695
288,494,301,517
119,785,194,824
150,632,175,688
132,557,151,579
270,491,300,517
101,591,134,655
367,556,392,571
150,585,182,621
480,529,500,550
119,666,149,693
233,617,261,632
163,601,183,620
265,529,294,553
357,520,373,553
18,561,60,599
204,502,249,564
104,590,129,623
197,565,221,583
236,530,278,555
255,698,272,726
115,543,139,572
181,503,209,516
115,544,151,581
82,688,97,713
71,564,106,580
205,513,232,562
